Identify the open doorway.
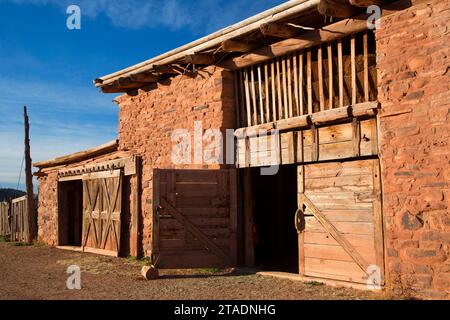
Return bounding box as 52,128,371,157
57,180,83,247
251,165,298,273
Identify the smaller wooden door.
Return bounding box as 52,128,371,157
152,169,238,269
82,170,123,256
297,159,384,285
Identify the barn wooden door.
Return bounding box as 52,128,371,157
82,170,123,257
152,169,238,268
296,159,384,285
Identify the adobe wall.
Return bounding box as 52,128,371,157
115,66,236,256
376,0,450,298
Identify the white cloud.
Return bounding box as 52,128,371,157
3,0,284,33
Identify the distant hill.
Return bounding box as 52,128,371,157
0,189,26,202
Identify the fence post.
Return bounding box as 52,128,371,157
24,106,36,243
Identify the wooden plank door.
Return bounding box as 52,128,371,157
152,169,238,269
297,159,384,285
82,170,123,257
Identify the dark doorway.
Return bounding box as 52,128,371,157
251,165,298,273
58,180,83,246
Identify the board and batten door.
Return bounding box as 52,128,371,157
152,169,238,269
82,170,123,257
296,159,384,285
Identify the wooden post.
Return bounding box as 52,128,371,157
131,156,141,257
23,106,36,243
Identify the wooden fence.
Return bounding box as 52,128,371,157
234,30,377,128
0,202,10,236
10,196,29,242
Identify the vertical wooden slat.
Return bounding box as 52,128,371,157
338,39,344,108
351,35,357,106
352,118,361,157
233,72,241,127
282,57,288,119
293,54,300,116
271,61,277,121
276,58,283,119
243,69,252,127
264,63,270,123
250,66,258,125
363,32,369,102
299,53,304,115
307,50,313,115
287,56,293,118
373,160,385,285
239,71,247,127
318,46,324,111
328,43,333,110
257,65,264,124
311,124,319,162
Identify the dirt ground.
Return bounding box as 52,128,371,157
0,242,386,300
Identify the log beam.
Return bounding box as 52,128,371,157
183,53,215,65
129,73,158,83
152,64,184,75
318,0,360,18
33,140,118,168
221,40,256,53
260,22,298,38
349,0,384,7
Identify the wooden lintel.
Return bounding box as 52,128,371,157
57,156,137,179
184,53,215,65
260,22,298,38
221,40,256,53
318,0,360,18
349,0,384,7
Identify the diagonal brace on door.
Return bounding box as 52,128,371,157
159,198,231,265
302,194,370,275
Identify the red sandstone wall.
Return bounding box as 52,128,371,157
37,171,58,245
376,0,450,298
115,67,236,256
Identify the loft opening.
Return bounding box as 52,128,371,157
234,30,377,128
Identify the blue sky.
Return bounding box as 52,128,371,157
0,0,284,190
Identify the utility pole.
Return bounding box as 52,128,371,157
24,106,36,243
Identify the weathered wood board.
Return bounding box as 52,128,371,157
237,118,377,168
0,202,10,236
297,159,384,285
152,169,238,269
10,196,29,242
81,170,123,256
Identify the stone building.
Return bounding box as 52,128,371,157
34,0,449,299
